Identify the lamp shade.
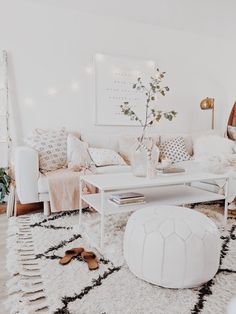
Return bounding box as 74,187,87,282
200,97,214,110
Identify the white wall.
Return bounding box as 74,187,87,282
0,0,236,146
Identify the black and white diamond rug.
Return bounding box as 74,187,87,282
5,204,236,314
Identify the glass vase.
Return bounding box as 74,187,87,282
131,144,148,177
147,145,159,178
131,138,159,177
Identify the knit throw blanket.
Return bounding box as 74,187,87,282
46,168,95,213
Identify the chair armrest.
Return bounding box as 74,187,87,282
15,146,40,203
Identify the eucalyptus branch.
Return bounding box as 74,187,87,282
120,103,144,127
120,68,177,144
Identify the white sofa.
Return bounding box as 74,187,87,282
14,130,225,215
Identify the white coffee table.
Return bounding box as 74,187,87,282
79,172,229,250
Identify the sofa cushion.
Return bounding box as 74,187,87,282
38,173,49,194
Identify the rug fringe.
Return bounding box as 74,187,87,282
5,216,49,313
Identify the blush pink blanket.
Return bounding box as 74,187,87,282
46,168,95,213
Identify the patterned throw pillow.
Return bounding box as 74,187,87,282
88,148,126,167
159,136,191,163
25,129,68,172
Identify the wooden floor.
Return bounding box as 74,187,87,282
0,213,9,313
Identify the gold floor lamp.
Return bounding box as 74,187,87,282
200,97,215,129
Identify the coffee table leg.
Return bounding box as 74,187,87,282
78,178,83,229
100,190,105,250
224,177,229,225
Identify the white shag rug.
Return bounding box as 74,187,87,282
5,204,236,314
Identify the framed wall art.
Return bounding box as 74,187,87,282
94,53,157,126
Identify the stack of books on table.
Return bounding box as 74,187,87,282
109,192,145,206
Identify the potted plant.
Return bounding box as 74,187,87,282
0,167,11,203
120,68,177,177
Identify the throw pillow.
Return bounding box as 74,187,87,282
118,137,139,165
67,134,92,168
25,128,67,172
159,136,191,163
228,126,236,141
160,134,193,156
193,135,235,160
88,148,126,167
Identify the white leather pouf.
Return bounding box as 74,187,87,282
124,206,221,288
